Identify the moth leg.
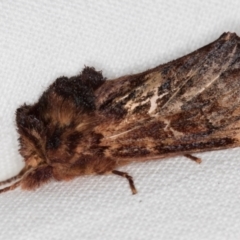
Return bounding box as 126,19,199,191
184,154,202,164
112,170,137,195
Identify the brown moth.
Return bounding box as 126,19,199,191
1,32,240,194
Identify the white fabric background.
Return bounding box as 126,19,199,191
1,1,240,239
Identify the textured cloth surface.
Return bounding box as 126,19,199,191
1,1,240,239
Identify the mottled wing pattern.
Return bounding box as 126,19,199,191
97,32,240,161
2,32,240,194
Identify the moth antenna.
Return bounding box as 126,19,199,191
0,166,29,187
0,172,23,187
0,166,35,194
0,180,21,194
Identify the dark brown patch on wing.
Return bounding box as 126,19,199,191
132,102,151,115
127,121,168,140
155,137,236,154
112,146,150,158
169,110,210,134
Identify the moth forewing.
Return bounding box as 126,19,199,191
1,32,240,194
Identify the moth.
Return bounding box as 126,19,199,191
1,32,240,195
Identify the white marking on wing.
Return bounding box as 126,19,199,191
148,88,158,114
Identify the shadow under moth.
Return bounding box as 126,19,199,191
1,32,240,195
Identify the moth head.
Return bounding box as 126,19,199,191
15,66,105,172
15,101,94,169
15,102,88,190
